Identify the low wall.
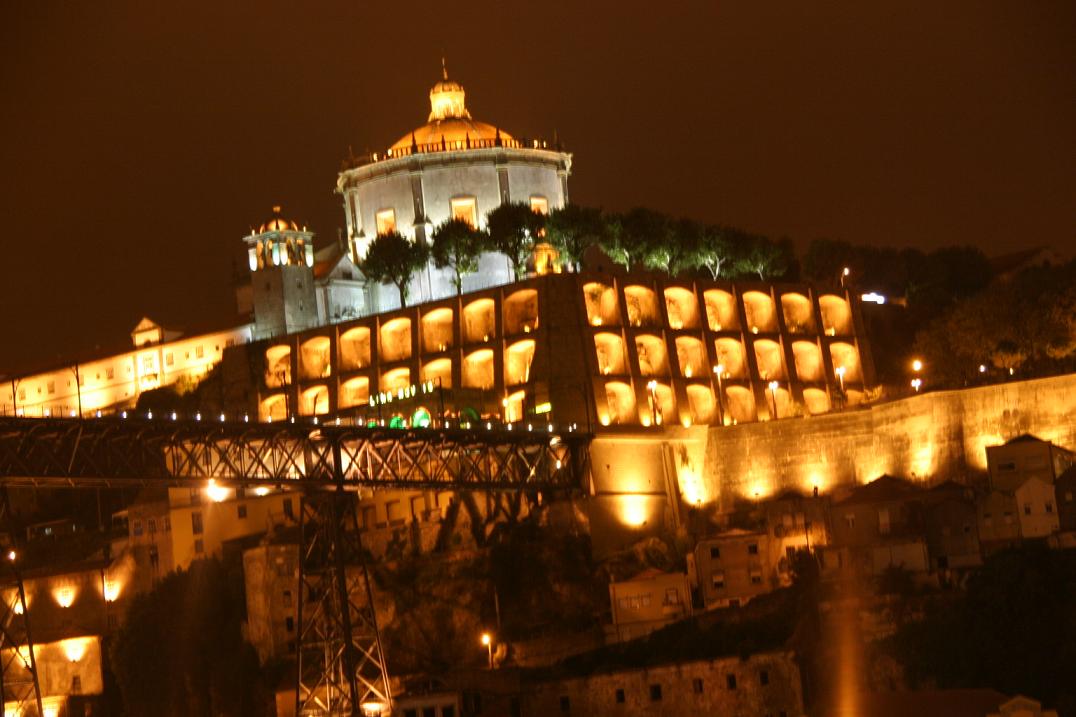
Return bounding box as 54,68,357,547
689,373,1076,511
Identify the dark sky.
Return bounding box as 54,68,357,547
2,1,1073,373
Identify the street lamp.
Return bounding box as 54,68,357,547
767,380,780,420
712,364,726,426
480,632,493,669
911,359,923,393
840,266,850,288
911,378,922,393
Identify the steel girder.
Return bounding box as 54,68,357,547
297,487,390,717
0,417,588,491
0,417,590,717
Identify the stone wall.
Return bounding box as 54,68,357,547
685,373,1076,512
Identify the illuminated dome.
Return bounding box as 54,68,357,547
258,205,299,233
390,69,513,152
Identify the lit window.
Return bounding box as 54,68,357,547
530,196,549,214
450,197,478,227
195,345,205,359
375,209,397,235
47,381,55,394
712,572,725,589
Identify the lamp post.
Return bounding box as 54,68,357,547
480,632,493,669
767,380,780,420
911,359,923,393
840,266,850,288
69,363,83,419
712,364,726,426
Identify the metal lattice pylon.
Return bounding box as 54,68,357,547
0,557,44,717
296,485,391,717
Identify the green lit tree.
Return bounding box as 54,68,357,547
430,218,488,294
675,222,736,278
731,232,792,280
603,208,673,272
486,202,544,280
544,204,606,271
361,230,429,307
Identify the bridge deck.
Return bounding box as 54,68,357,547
0,417,588,490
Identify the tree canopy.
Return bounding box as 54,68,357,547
544,204,606,270
486,202,544,279
110,557,270,717
361,230,429,307
430,218,489,294
888,546,1076,715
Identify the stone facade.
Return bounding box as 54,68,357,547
524,651,804,717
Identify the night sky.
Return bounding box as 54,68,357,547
2,2,1073,373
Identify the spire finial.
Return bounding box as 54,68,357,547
441,56,448,80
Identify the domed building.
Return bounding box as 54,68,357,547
337,67,573,306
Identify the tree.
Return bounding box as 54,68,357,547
802,238,857,283
544,204,606,271
486,202,544,280
677,223,735,279
603,208,672,272
110,557,270,716
888,546,1076,714
361,230,429,307
731,232,792,280
430,218,488,294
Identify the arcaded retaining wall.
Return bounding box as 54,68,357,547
691,373,1076,510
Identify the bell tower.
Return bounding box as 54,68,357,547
243,206,319,340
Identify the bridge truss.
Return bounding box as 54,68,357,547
0,417,589,716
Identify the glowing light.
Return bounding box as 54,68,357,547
6,550,15,562
480,632,491,646
911,378,922,392
361,702,388,717
599,414,611,426
41,698,64,717
61,637,91,662
104,580,121,602
842,267,851,276
53,585,76,608
253,486,271,497
979,364,987,373
205,479,230,503
681,417,692,427
618,494,650,527
861,292,886,304
911,359,923,372
641,416,652,427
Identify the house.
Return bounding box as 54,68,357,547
761,490,831,583
1052,466,1076,534
525,651,804,717
986,435,1076,493
693,529,775,609
126,484,298,581
1013,477,1059,539
821,475,930,577
977,489,1022,553
987,695,1059,717
922,481,981,571
607,569,692,642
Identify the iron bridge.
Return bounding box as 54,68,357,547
0,416,588,491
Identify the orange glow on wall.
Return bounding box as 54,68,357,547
52,585,76,608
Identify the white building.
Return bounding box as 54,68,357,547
336,67,572,307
